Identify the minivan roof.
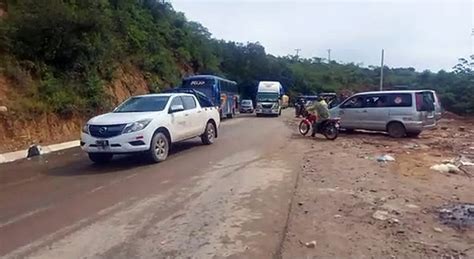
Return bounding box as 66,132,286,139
354,90,435,95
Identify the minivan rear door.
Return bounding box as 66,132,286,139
415,91,436,127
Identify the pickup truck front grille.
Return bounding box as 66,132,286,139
89,124,127,138
262,104,273,109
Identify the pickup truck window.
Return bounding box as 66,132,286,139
170,96,185,108
182,96,197,110
114,96,170,112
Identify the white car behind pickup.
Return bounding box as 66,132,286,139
81,93,220,163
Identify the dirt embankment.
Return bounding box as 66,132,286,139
0,66,150,153
282,117,474,258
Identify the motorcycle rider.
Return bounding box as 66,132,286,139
307,96,330,137
295,97,306,117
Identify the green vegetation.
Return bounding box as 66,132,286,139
0,0,472,115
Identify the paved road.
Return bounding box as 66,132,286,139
0,111,303,258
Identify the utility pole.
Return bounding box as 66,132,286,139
379,49,384,91
327,49,331,62
294,48,301,58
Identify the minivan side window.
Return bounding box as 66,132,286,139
386,93,412,107
182,96,197,110
364,95,387,108
341,96,365,108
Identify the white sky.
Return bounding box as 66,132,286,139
171,0,473,72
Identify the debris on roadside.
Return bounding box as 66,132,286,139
403,143,420,149
433,156,474,177
376,154,395,163
0,106,7,113
372,210,390,221
405,204,420,209
433,227,443,233
430,164,460,174
334,214,342,218
304,240,317,248
27,144,43,158
438,203,474,229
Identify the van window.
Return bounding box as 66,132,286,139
416,92,435,111
386,93,412,107
364,95,387,108
341,96,365,108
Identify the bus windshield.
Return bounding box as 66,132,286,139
257,93,279,102
182,78,215,98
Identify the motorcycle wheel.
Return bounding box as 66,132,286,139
323,123,339,140
299,121,311,136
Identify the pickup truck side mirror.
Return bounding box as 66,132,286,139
169,104,185,113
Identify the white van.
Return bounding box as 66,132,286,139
330,90,437,137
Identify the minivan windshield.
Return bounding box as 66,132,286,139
114,96,170,113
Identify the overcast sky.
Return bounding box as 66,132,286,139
171,0,473,72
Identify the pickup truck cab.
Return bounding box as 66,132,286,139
81,93,220,164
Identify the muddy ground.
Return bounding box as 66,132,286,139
282,114,474,258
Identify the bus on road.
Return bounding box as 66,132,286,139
181,75,239,119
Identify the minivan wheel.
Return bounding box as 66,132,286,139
201,122,216,145
148,132,169,163
88,153,113,164
387,122,406,138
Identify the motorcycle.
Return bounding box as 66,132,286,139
298,112,340,140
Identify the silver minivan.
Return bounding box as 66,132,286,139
330,90,437,137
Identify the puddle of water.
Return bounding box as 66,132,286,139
438,203,474,229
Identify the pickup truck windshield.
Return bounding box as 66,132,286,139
114,96,170,112
257,93,279,102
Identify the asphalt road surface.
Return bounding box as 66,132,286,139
0,111,304,258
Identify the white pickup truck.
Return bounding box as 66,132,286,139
81,93,220,164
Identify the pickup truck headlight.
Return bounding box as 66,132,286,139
122,119,152,134
82,124,89,134
272,103,279,109
256,104,262,109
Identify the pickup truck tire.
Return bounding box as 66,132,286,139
201,122,216,145
148,132,169,163
88,153,113,164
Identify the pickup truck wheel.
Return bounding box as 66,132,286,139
201,122,216,145
148,132,169,163
88,153,113,164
